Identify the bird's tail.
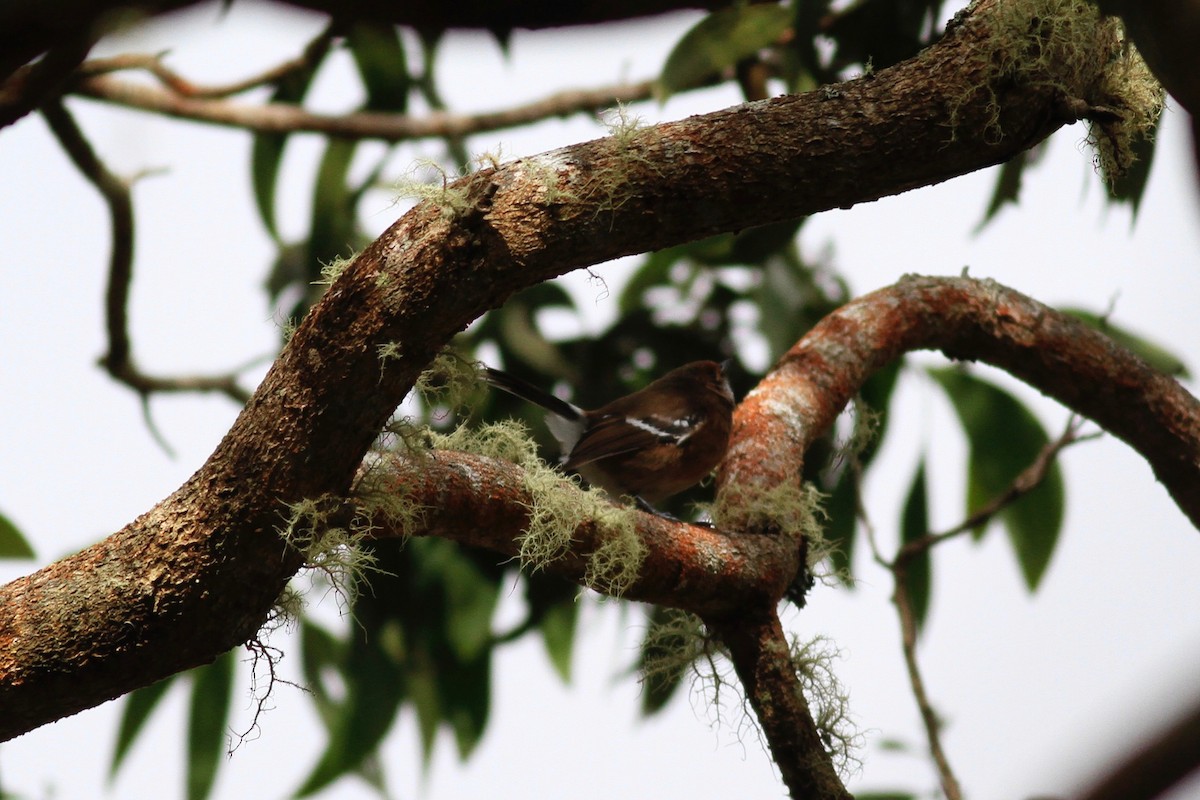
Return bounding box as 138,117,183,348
482,367,583,422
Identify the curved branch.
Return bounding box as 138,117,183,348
721,276,1200,528
0,0,1133,740
360,450,795,616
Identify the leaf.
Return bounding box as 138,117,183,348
0,511,34,559
110,675,178,779
308,138,360,268
1062,308,1189,378
658,4,792,99
295,624,406,797
250,36,330,241
823,473,858,587
899,459,932,631
977,150,1029,230
1106,124,1158,216
638,606,690,715
186,651,236,800
346,22,409,112
538,598,578,681
929,368,1065,590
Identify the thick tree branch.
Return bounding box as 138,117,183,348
0,0,1140,740
1071,692,1200,800
722,276,1200,529
359,450,795,616
707,612,852,800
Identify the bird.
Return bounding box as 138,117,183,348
482,360,736,513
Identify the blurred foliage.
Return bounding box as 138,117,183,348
0,511,34,559
105,1,1175,797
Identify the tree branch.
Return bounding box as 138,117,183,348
706,612,852,800
41,98,253,405
721,277,1200,530
70,72,657,142
0,0,1144,741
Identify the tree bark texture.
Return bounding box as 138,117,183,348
0,0,1166,750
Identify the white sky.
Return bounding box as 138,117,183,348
2,2,1200,798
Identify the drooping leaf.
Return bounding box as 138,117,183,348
658,4,792,99
526,573,580,682
250,31,333,241
346,22,409,113
110,675,178,779
928,368,1065,590
977,150,1029,230
899,459,932,631
186,650,236,800
294,621,406,797
0,511,34,559
1105,124,1158,216
308,138,361,270
537,598,578,682
1062,308,1189,378
638,605,692,716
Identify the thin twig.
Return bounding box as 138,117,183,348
891,566,963,800
895,417,1097,566
71,72,656,142
886,415,1096,800
41,99,253,407
76,23,338,99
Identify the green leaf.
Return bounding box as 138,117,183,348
1062,308,1189,378
638,606,690,716
823,472,858,587
1106,124,1158,216
0,511,34,559
899,459,932,631
250,36,331,241
537,597,578,681
658,4,792,99
308,138,360,268
186,651,236,800
295,624,406,797
346,22,409,112
110,675,178,779
977,150,1030,230
929,368,1065,590
299,619,344,727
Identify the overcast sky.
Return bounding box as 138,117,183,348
2,2,1200,798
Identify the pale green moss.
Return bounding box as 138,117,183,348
789,635,862,777
394,160,473,220
278,496,383,606
312,255,354,287
1087,40,1164,185
712,481,827,564
413,349,485,413
429,419,645,595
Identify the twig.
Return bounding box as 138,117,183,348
76,23,338,99
890,563,963,800
41,99,253,407
895,416,1097,566
71,72,656,142
887,415,1095,800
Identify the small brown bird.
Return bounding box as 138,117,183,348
483,360,736,511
